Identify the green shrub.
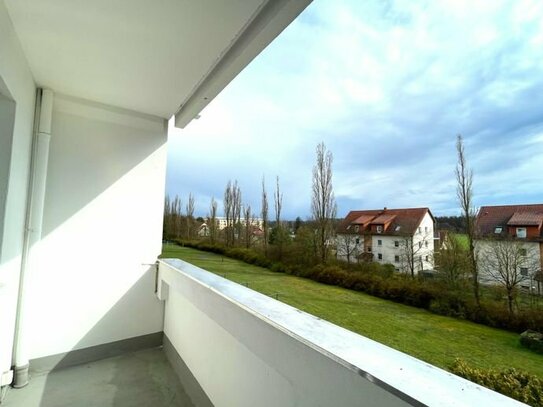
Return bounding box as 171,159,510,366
520,330,543,355
450,359,543,406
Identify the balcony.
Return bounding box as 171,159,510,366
4,259,523,406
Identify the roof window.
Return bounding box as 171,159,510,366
494,226,502,234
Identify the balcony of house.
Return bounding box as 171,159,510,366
3,258,524,406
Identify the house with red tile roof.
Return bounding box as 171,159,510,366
336,207,435,275
475,204,543,292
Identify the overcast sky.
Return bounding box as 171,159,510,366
166,0,543,220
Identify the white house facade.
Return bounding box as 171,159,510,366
337,208,435,274
475,204,543,292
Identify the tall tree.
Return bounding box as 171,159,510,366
224,180,233,246
232,181,242,245
273,176,284,258
311,142,337,263
186,192,195,240
455,135,480,307
209,197,218,244
243,204,252,249
261,177,269,254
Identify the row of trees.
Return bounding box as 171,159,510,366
164,142,338,264
165,137,541,316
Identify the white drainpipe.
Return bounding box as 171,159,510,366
12,88,54,388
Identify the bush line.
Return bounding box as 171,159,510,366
172,240,543,334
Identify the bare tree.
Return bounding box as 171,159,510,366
261,177,269,254
209,197,218,244
243,204,252,249
311,142,337,263
186,193,195,240
480,239,540,314
398,230,432,278
224,181,233,246
455,135,480,307
232,181,242,245
163,194,172,240
336,232,360,264
163,194,183,239
273,176,284,258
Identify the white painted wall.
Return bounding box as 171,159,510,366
25,95,167,359
0,0,36,381
159,259,525,407
395,212,435,273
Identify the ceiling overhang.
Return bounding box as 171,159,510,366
5,0,311,127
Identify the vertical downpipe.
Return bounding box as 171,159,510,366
12,88,54,388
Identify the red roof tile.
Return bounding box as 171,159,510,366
476,204,543,237
339,207,433,236
507,212,543,227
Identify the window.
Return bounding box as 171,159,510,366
494,226,502,234
418,241,423,249
418,227,422,233
376,225,383,233
425,226,428,233
394,255,400,263
395,225,401,232
520,248,527,256
425,241,428,248
520,267,529,276
377,253,383,260
378,239,382,246
355,238,360,244
425,255,429,262
367,247,372,252
354,225,359,233
517,227,527,238
395,268,400,272
394,240,399,247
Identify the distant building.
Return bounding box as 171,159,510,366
212,217,264,231
475,204,543,291
337,207,435,274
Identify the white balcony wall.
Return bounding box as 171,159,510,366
25,95,167,359
0,1,37,381
159,259,523,407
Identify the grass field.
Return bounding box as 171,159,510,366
161,244,543,378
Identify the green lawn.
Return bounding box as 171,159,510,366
161,244,543,378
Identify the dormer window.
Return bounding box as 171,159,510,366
494,227,502,234
376,225,383,233
395,225,401,232
516,227,527,238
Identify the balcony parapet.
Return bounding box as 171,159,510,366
158,258,525,407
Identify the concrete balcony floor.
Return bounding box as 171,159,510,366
2,347,193,407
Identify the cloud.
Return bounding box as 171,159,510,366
166,0,543,219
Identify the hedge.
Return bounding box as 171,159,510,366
451,359,543,406
172,240,543,334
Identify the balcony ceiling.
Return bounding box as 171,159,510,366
5,0,310,123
